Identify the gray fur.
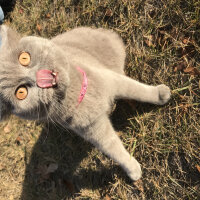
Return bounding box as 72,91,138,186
0,25,171,180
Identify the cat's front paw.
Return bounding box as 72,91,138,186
157,84,171,105
127,158,142,181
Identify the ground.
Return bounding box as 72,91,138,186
0,0,199,199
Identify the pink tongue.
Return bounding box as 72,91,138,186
36,69,55,88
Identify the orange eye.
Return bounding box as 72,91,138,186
18,52,31,66
15,87,28,100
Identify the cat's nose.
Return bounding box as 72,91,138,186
36,69,58,88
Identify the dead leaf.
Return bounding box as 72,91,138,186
4,123,11,133
105,8,112,16
158,30,166,35
182,38,189,44
184,66,200,76
36,165,50,182
196,165,200,173
190,67,200,75
104,194,112,200
46,163,58,174
173,61,187,72
46,13,51,18
15,136,22,145
184,66,194,73
173,67,178,72
19,9,23,14
144,35,155,47
36,163,58,183
63,179,75,193
36,24,42,32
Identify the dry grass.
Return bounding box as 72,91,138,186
0,0,200,199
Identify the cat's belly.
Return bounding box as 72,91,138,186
60,45,106,71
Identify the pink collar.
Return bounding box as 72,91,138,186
76,66,88,106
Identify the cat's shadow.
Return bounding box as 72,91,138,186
20,100,155,200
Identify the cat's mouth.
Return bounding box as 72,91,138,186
36,69,58,88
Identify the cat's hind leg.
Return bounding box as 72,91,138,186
80,115,142,181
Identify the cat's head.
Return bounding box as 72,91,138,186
0,25,69,121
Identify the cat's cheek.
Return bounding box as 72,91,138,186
12,87,55,120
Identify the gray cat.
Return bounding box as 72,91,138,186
0,25,171,181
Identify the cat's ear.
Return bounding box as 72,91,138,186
0,25,20,52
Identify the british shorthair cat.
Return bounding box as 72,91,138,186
0,25,171,180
